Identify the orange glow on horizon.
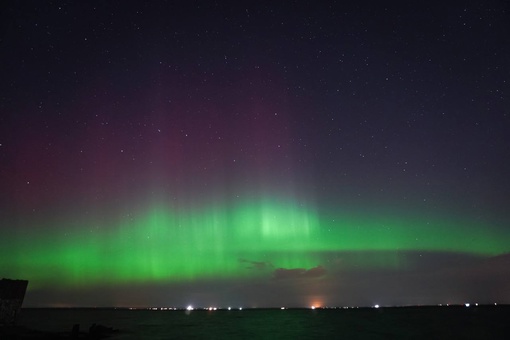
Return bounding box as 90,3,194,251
309,298,324,309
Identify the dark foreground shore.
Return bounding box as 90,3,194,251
1,323,117,339
3,305,510,339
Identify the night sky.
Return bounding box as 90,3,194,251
1,1,509,308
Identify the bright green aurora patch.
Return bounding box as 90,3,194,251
1,197,508,287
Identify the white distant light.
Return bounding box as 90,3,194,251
311,306,316,310
186,305,194,311
239,307,243,310
374,304,379,309
228,307,231,311
465,303,470,307
281,307,285,310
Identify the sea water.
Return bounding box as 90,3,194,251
18,306,510,339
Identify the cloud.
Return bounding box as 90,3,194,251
273,265,326,280
239,258,274,271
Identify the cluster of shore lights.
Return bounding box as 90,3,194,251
139,306,329,311
185,306,243,311
130,303,499,311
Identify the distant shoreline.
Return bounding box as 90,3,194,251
21,304,509,311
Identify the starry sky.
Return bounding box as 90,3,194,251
1,1,509,308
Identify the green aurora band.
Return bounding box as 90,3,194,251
2,197,508,288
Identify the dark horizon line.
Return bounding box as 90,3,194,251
22,303,507,310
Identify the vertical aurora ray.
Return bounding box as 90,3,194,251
1,196,508,289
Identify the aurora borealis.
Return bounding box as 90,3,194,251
2,197,508,286
1,2,509,307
